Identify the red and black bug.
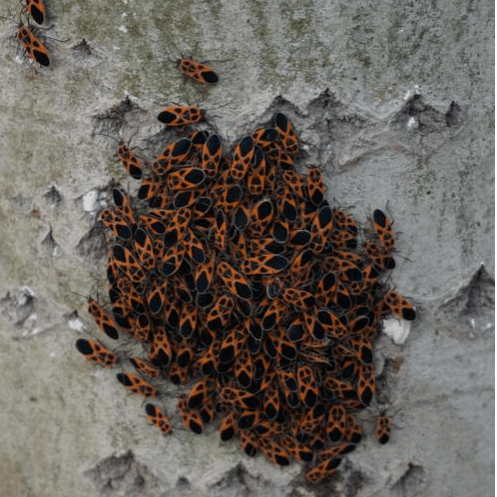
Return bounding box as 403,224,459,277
115,142,143,180
177,396,204,434
21,0,46,25
176,58,219,85
230,136,255,181
374,411,392,444
306,457,342,483
372,209,395,252
158,106,205,127
75,338,118,367
87,298,120,340
15,22,50,66
116,372,158,398
145,403,172,435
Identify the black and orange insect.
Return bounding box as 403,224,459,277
148,326,174,367
372,208,395,251
356,363,376,406
310,203,333,253
219,386,261,410
177,396,204,434
261,298,286,331
167,361,190,385
130,357,160,379
374,411,392,445
317,443,356,461
306,166,325,206
133,227,155,271
234,347,254,388
75,338,118,367
218,410,238,441
158,106,204,127
21,0,46,25
168,166,206,191
187,378,215,410
363,239,396,271
282,170,306,200
277,368,299,408
100,208,132,240
274,113,299,157
176,58,219,85
326,404,348,442
230,136,255,181
144,403,172,435
240,253,288,276
152,138,192,177
111,244,146,284
217,260,252,300
258,437,291,466
280,435,314,462
297,363,319,408
305,457,342,483
249,198,274,238
87,298,120,340
206,294,234,332
112,188,136,227
115,142,143,180
238,429,259,457
116,372,158,397
379,289,416,321
15,21,50,66
200,134,223,179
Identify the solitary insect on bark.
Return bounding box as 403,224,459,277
176,58,219,85
16,22,50,66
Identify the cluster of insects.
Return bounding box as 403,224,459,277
75,58,415,484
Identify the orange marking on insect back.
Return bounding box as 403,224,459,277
148,326,174,367
238,429,259,457
116,372,158,397
87,298,119,340
111,244,146,284
21,0,46,25
297,363,319,407
217,260,252,300
372,209,396,251
326,404,348,443
279,435,313,462
258,437,291,466
16,22,50,66
130,357,160,379
218,410,238,442
356,363,376,406
206,294,234,332
100,208,132,240
307,166,325,205
374,411,393,445
230,136,255,181
158,106,204,127
305,458,342,483
381,290,416,321
218,386,261,410
273,113,299,157
75,338,118,367
177,58,219,85
177,396,204,434
145,403,172,435
116,142,143,180
152,138,192,177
